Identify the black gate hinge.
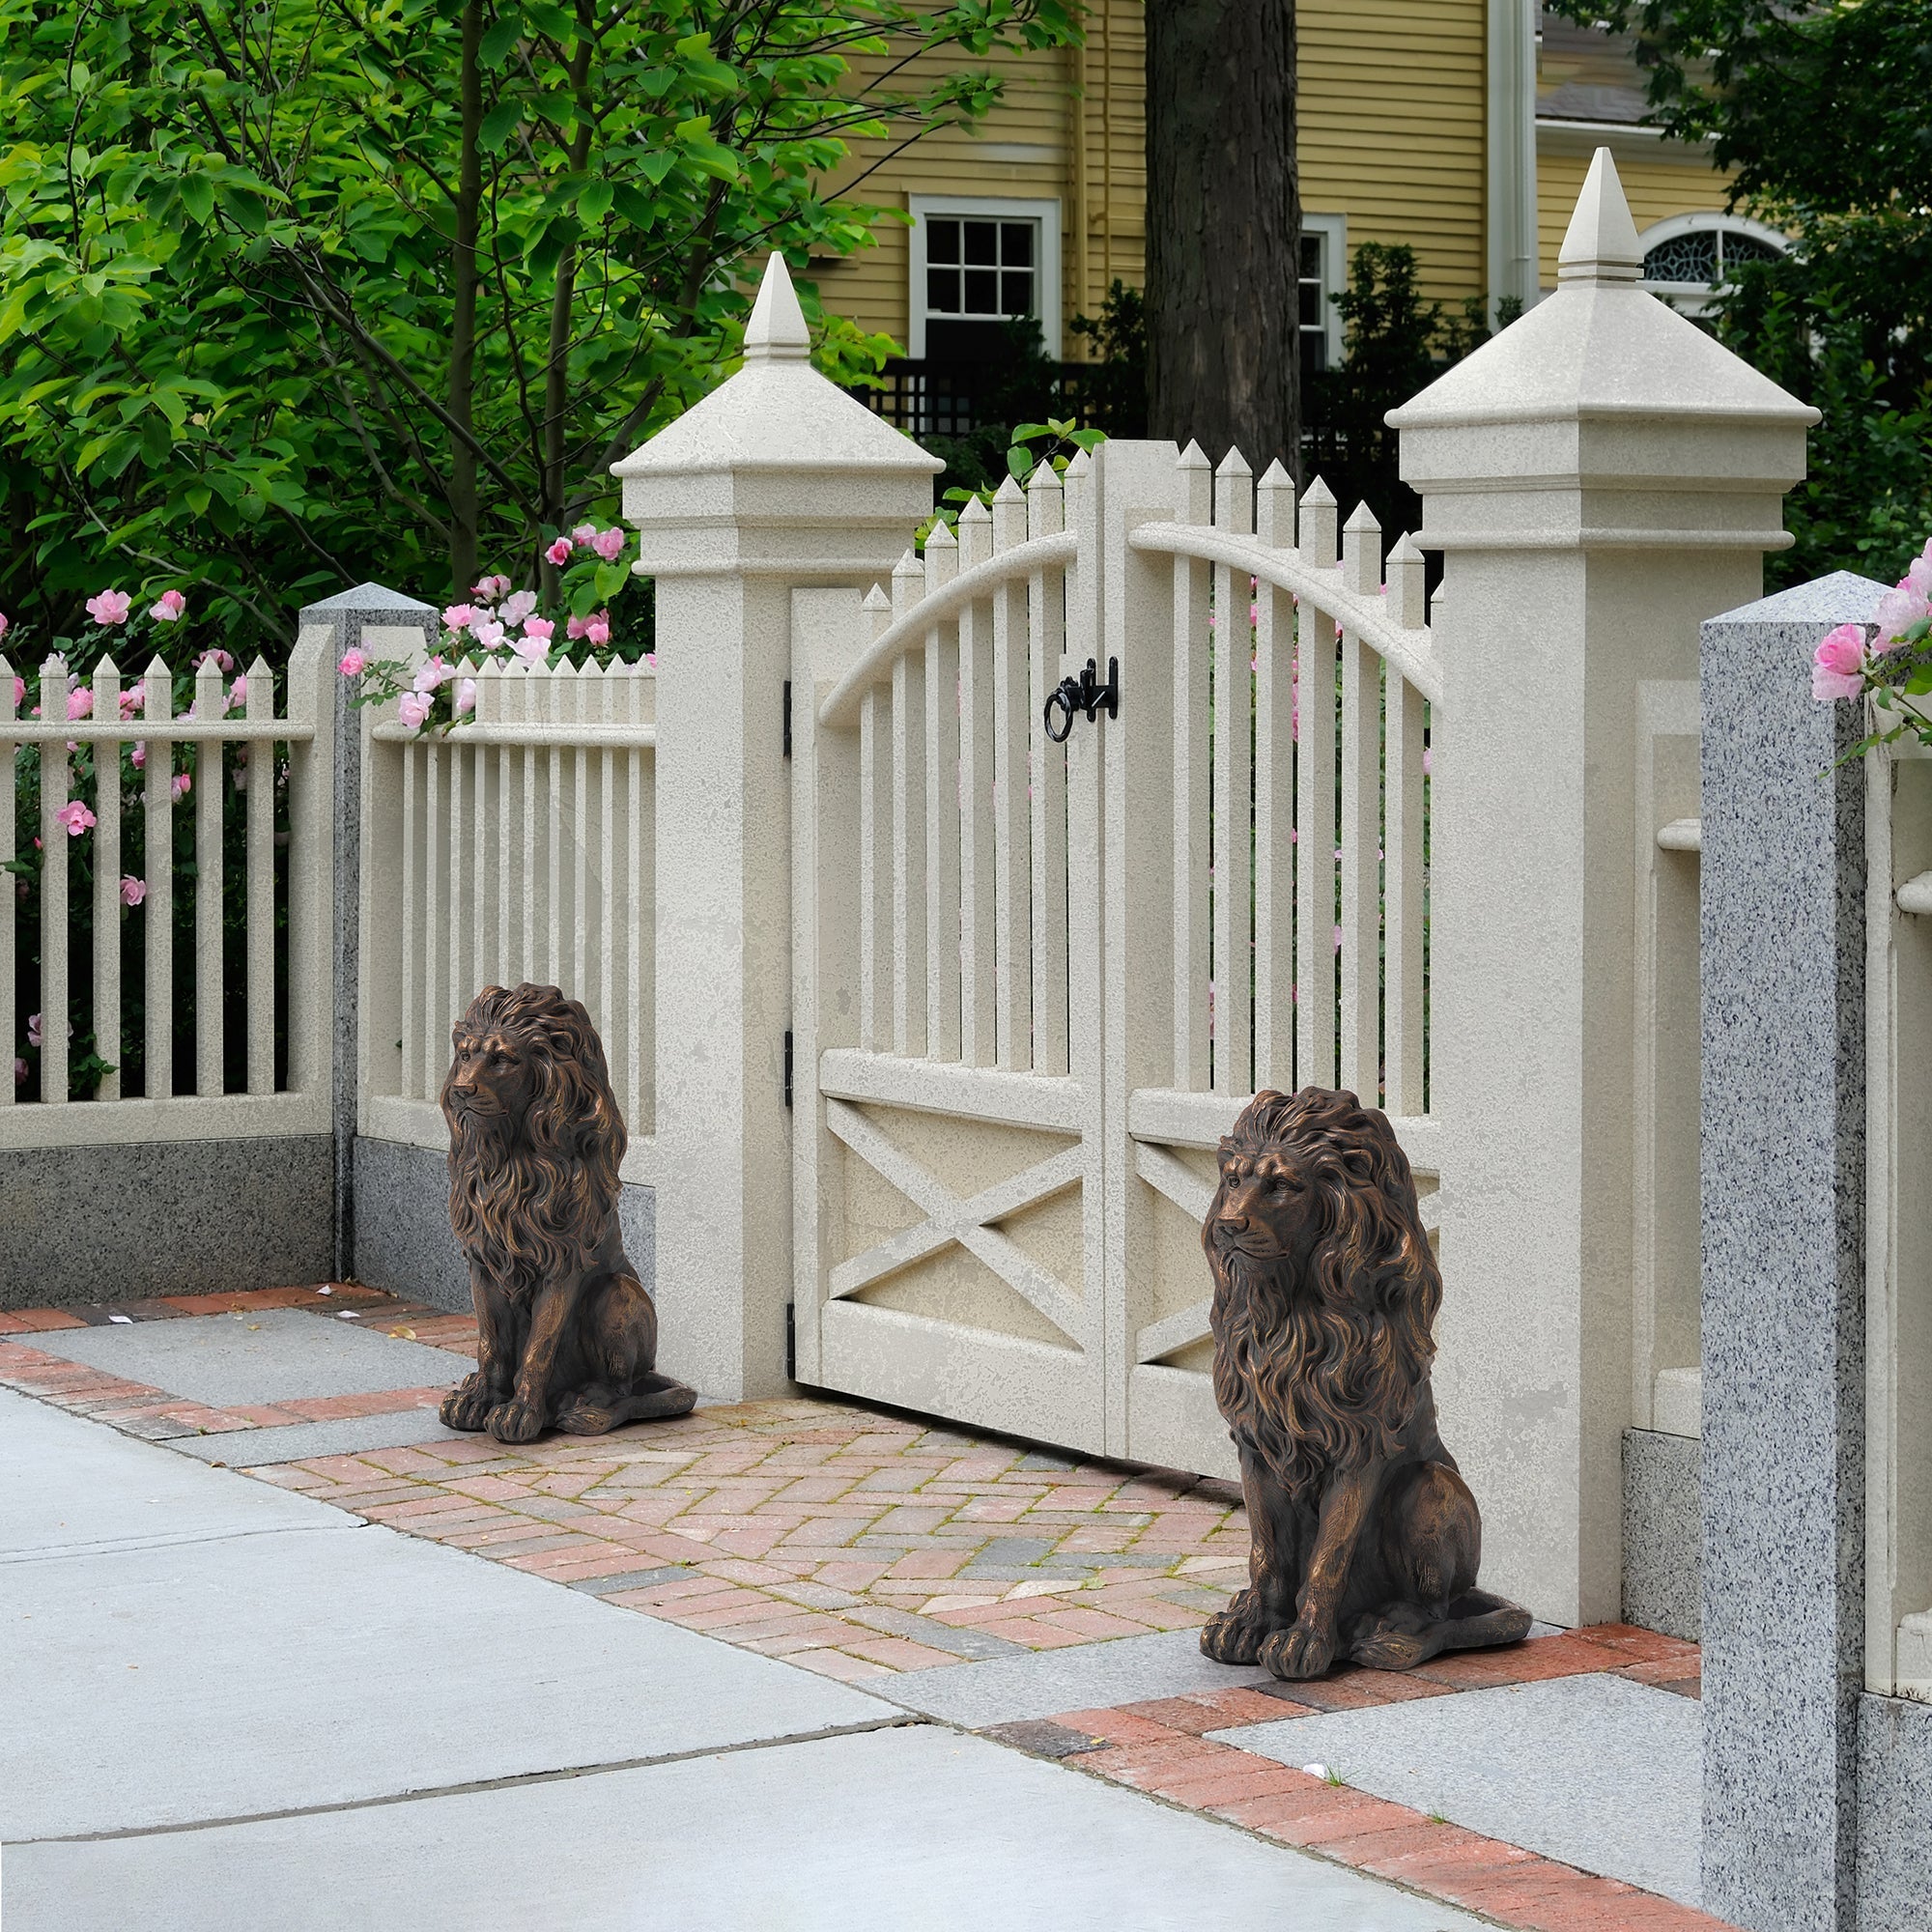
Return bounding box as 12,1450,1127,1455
783,1029,793,1109
782,679,792,759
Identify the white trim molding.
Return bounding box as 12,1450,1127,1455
906,193,1065,357
1301,210,1348,374
1636,212,1790,314
1538,117,1715,163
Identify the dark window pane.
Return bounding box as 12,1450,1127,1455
1302,336,1327,375
1719,231,1782,269
963,221,998,266
1298,284,1321,327
927,268,957,313
1642,229,1719,284
1001,270,1033,315
928,219,959,265
963,268,999,313
1001,223,1034,266
1301,235,1321,277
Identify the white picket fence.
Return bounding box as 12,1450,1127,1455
791,438,1439,1474
0,636,332,1147
356,653,658,1179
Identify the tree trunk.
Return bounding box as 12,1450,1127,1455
446,0,484,599
1145,0,1299,474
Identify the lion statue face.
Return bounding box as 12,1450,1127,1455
441,983,626,1293
1205,1088,1441,1493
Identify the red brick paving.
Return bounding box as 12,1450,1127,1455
0,1287,1721,1931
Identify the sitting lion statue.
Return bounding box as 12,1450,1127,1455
1200,1087,1531,1679
438,982,696,1444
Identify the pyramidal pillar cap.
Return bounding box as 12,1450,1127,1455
1557,148,1645,286
744,251,811,362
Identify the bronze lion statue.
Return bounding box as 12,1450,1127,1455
438,982,696,1444
1200,1087,1530,1679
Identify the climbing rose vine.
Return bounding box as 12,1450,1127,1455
1811,536,1932,749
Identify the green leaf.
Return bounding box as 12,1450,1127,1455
479,14,523,64
480,99,524,152
178,175,214,223
578,179,613,223
593,561,627,598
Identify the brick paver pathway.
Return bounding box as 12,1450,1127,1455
2,1285,1726,1931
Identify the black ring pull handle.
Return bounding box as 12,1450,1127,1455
1041,657,1121,744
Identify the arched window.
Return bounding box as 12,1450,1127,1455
1636,214,1788,313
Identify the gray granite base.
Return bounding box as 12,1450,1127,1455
0,1135,331,1309
350,1135,656,1318
1624,1427,1701,1641
1855,1692,1932,1932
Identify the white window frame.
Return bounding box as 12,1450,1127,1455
1300,211,1348,372
907,194,1064,358
1636,213,1789,315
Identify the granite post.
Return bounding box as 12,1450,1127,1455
1699,570,1885,1932
296,583,438,1283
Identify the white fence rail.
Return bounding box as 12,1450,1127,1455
1,634,332,1149
358,653,659,1181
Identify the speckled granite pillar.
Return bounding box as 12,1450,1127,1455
1700,570,1885,1932
297,584,437,1283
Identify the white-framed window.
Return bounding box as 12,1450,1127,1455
1637,213,1788,314
907,195,1063,359
1299,212,1348,376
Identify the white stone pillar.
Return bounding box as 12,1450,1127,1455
614,256,940,1400
1391,152,1816,1624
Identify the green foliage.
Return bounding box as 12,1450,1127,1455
0,0,1081,657
1068,277,1147,437
1305,242,1513,539
920,416,1103,544
1546,0,1932,586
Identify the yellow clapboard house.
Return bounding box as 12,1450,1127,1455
809,5,1766,389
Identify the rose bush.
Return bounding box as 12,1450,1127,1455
1810,535,1932,749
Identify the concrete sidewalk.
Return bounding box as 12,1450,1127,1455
2,1386,1493,1930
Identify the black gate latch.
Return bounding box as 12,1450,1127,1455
1043,657,1121,743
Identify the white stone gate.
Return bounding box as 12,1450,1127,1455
787,433,1440,1478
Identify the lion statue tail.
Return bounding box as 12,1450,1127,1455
554,1372,699,1435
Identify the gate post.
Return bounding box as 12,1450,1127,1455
614,256,939,1400
1389,151,1814,1624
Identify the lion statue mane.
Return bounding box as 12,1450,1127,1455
438,982,696,1444
1199,1087,1530,1679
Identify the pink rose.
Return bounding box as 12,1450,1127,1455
233,747,249,790
412,656,451,696
11,675,23,710
511,632,549,667
454,677,476,717
151,589,186,622
571,523,597,543
171,771,191,801
471,573,512,603
502,588,538,625
545,537,574,566
397,692,433,729
130,742,147,769
1875,585,1919,645
522,617,554,644
197,648,234,673
591,527,625,561
121,875,146,907
226,675,247,713
56,800,95,837
1812,623,1868,701
0,611,9,639
566,613,590,640
338,649,368,677
442,604,477,632
12,1059,23,1087
86,589,131,626
119,687,143,719
472,618,505,651
584,615,610,646
67,687,92,722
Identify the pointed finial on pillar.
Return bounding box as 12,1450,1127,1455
1557,149,1644,286
743,252,811,362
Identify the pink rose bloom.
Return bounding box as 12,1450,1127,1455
591,527,625,561
1812,623,1868,701
454,677,476,717
584,615,610,646
11,674,23,709
545,536,574,566
412,656,451,696
643,650,656,668
151,589,186,622
502,588,538,625
511,632,549,667
1875,584,1919,645
1907,554,1932,603
171,771,191,801
121,875,146,907
27,1013,43,1049
119,687,143,719
338,648,368,677
232,747,248,790
86,589,131,625
472,618,505,650
397,692,433,729
442,604,477,632
226,675,247,712
130,741,147,769
67,687,93,721
0,610,9,639
566,613,590,640
12,1059,23,1087
197,647,234,673
571,523,597,543
474,573,513,602
56,800,95,836
522,617,554,645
